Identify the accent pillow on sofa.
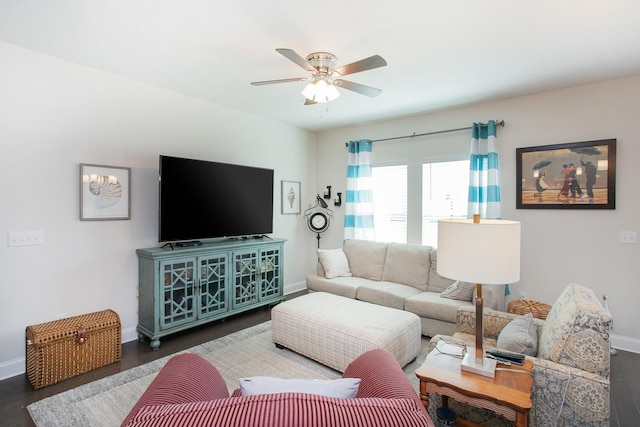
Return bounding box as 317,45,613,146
317,248,352,279
440,281,476,301
239,377,361,398
497,312,538,356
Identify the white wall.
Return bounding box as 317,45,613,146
316,75,640,352
0,42,318,378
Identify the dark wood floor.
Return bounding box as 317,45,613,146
1,301,638,426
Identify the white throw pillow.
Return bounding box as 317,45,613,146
497,313,538,356
317,248,352,279
440,280,476,301
239,376,361,398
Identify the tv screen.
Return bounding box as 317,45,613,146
159,155,274,242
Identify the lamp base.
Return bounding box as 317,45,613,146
460,352,497,378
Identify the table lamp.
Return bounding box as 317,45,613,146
437,215,521,378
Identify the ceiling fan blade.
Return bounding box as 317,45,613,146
276,48,316,72
335,79,382,98
250,77,308,86
304,98,317,106
333,55,387,77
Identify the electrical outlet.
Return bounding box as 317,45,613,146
519,291,527,300
619,231,637,244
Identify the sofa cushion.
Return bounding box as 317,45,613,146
317,248,352,279
427,249,456,293
125,393,431,427
440,281,476,301
356,281,422,310
343,239,388,280
239,377,360,398
306,275,372,299
404,291,472,323
537,283,612,376
496,313,538,356
380,243,431,291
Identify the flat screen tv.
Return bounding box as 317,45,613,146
159,155,274,243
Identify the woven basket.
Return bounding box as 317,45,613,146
507,299,552,320
25,309,121,389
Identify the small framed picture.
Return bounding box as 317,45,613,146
516,139,616,209
80,163,131,220
281,180,301,214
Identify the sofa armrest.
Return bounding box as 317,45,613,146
120,353,230,427
530,355,610,426
343,349,427,416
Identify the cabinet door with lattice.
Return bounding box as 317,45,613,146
259,246,282,302
232,250,259,309
160,258,197,330
198,253,230,319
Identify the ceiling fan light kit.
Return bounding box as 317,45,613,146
302,78,340,103
251,48,387,105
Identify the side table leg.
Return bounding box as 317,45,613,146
442,395,449,407
515,411,529,427
419,381,429,410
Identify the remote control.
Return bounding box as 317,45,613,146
486,349,525,365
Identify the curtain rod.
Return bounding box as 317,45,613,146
345,119,505,146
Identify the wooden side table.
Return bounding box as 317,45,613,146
415,348,533,427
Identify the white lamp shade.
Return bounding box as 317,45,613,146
437,218,521,284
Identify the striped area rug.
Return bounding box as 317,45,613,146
27,321,430,426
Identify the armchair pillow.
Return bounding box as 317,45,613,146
496,312,537,356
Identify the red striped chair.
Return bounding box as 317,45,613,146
121,349,433,427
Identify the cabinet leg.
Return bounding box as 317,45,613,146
150,339,161,351
137,332,145,343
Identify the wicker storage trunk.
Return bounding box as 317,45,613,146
25,309,121,389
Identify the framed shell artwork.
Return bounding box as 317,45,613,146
80,163,131,220
281,180,301,214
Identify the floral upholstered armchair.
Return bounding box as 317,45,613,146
429,283,612,427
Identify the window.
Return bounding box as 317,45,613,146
422,160,469,247
372,165,407,243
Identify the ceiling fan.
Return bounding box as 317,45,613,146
250,48,387,105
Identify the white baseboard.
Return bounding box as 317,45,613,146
0,357,25,382
284,280,307,295
611,333,640,353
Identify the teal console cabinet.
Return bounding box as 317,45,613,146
136,238,285,350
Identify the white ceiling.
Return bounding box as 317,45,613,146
2,1,640,132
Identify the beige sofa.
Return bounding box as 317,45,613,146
429,283,612,426
306,239,503,337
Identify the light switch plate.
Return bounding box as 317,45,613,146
8,231,44,247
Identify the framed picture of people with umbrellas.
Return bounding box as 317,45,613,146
516,139,616,209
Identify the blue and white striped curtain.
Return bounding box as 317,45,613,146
344,140,375,240
468,120,502,219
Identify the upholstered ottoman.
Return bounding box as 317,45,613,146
271,292,421,372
